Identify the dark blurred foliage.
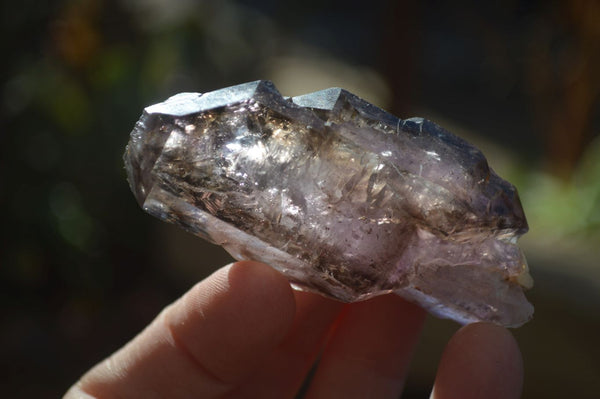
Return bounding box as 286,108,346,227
0,0,598,397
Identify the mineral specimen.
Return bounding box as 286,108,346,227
124,80,534,327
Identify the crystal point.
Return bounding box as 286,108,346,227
124,80,533,327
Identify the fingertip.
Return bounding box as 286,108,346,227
432,322,523,399
226,260,297,318
182,260,295,312
168,260,297,382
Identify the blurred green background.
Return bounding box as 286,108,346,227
1,0,599,397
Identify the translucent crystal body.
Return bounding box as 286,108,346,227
124,80,533,327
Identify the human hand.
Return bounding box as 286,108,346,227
65,261,523,398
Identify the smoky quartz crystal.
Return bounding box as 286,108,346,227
124,80,533,327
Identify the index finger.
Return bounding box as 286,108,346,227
306,294,426,397
66,261,296,398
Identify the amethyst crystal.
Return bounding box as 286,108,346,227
124,80,533,327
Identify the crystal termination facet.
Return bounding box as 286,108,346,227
124,80,534,327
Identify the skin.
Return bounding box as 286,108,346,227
65,261,523,398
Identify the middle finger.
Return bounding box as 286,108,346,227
228,289,344,397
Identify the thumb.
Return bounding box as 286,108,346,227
431,322,524,399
